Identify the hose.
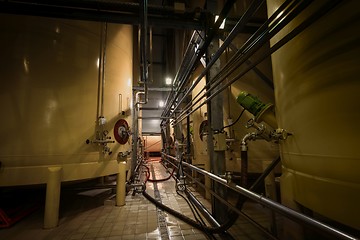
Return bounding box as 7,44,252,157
221,108,245,131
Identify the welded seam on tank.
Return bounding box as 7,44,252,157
150,164,170,240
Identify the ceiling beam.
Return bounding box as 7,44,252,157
133,87,172,92
0,1,205,29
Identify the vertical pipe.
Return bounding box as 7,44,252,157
149,27,153,83
186,114,191,162
96,23,104,120
207,37,227,223
100,22,107,117
139,0,148,103
116,161,126,206
205,83,214,202
167,0,264,118
240,149,248,188
131,91,138,179
44,166,62,229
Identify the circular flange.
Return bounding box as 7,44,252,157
114,119,130,144
199,120,209,141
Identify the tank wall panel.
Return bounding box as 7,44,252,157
0,15,133,186
267,1,360,229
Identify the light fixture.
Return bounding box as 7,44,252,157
165,77,172,85
159,100,164,108
215,15,226,29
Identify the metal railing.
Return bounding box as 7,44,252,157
162,152,358,240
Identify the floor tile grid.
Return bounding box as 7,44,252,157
0,159,279,240
146,162,210,240
154,161,276,240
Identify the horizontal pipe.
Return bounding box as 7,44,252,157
173,0,339,125
163,155,280,239
166,156,278,240
162,31,202,117
162,153,357,240
170,0,295,123
186,190,220,228
137,116,171,119
168,0,265,118
162,0,237,118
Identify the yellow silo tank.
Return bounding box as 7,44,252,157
267,1,360,229
0,14,133,186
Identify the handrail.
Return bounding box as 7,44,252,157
162,152,358,240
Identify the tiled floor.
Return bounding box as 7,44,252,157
0,160,276,240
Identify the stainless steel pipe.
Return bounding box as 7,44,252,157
162,153,357,240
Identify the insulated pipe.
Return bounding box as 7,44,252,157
174,0,300,122
161,153,357,240
162,31,202,118
136,0,148,106
162,0,237,118
170,31,197,89
240,149,248,188
170,0,294,121
171,0,297,123
168,0,265,118
173,0,340,125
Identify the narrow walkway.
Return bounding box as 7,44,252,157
0,160,275,240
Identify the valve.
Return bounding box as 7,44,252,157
98,116,107,126
272,129,293,141
118,150,131,161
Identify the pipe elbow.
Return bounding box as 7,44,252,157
241,132,254,146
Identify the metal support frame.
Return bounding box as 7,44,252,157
206,35,228,223
0,1,205,30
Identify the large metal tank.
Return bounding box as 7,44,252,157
267,1,360,229
0,14,133,186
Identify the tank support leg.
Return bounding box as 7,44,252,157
280,168,304,240
44,166,62,229
116,161,126,206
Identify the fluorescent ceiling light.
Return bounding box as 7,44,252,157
215,15,226,29
159,100,164,108
165,77,172,85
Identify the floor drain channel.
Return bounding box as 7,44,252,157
150,164,170,240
